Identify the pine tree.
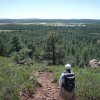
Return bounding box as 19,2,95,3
44,31,59,65
10,36,21,53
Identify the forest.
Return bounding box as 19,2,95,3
0,19,100,100
0,21,100,67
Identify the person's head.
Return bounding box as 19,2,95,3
65,64,71,73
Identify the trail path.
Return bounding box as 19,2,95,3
31,71,62,100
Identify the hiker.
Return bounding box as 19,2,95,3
59,64,75,100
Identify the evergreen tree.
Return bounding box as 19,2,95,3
0,37,5,56
27,42,35,58
10,36,21,53
44,31,59,65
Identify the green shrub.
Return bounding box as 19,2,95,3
0,56,36,100
12,48,31,63
73,67,100,99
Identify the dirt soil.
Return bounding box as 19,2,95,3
20,70,62,100
31,71,62,100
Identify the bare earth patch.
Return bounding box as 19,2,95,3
30,71,62,100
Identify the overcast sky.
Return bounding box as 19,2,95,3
0,0,100,19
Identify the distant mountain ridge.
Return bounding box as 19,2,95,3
0,19,100,24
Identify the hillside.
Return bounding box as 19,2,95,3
0,20,100,100
0,57,100,100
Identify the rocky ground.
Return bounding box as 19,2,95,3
31,71,62,100
20,70,62,100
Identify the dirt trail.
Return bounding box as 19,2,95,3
31,71,62,100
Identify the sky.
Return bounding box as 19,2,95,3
0,0,100,19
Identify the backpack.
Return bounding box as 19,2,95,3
62,73,75,92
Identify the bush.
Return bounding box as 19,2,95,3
0,57,36,100
12,48,33,65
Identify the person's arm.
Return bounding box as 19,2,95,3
59,73,64,87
